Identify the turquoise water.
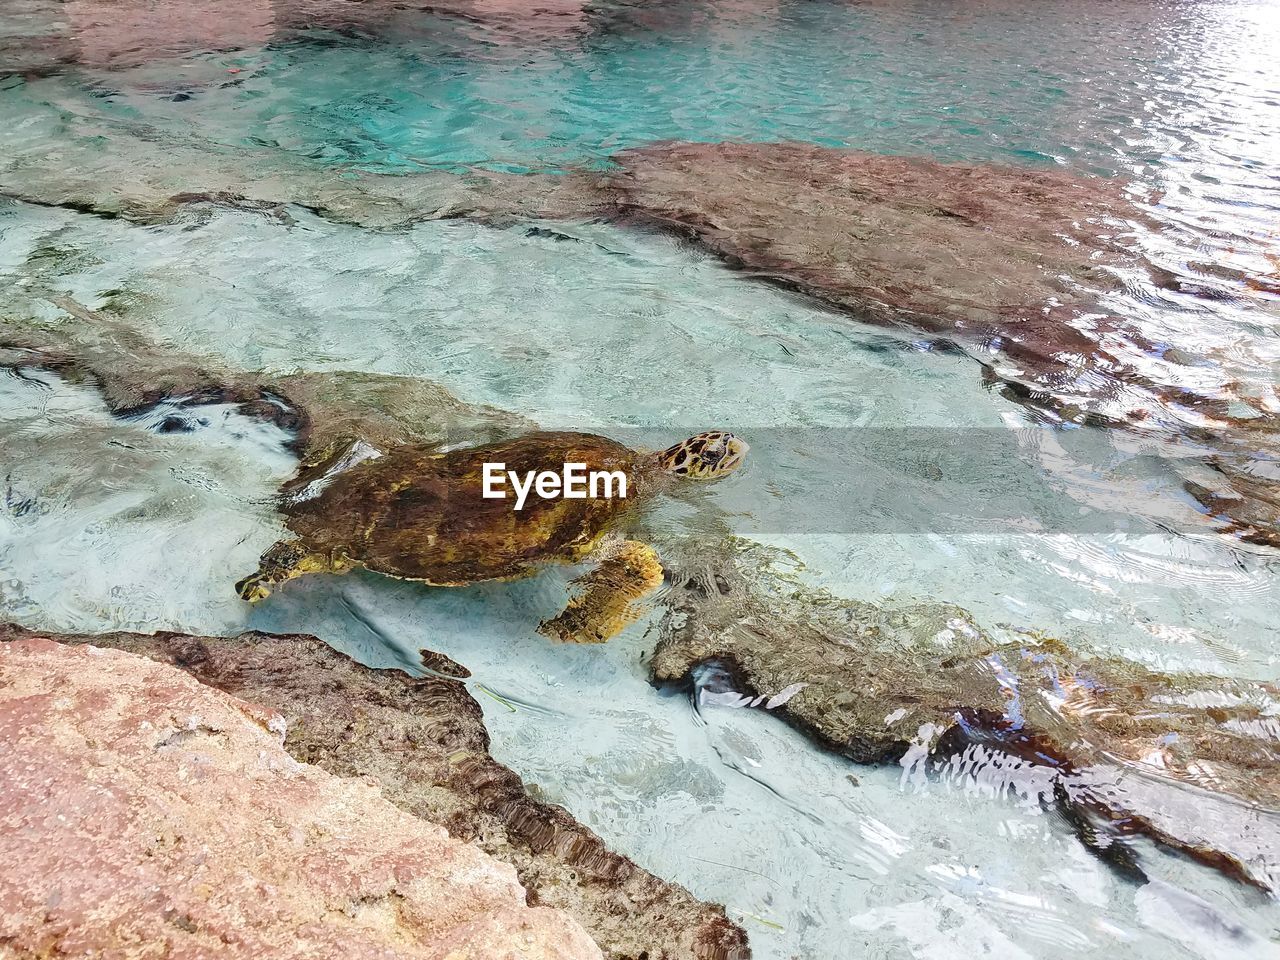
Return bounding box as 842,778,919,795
64,0,1280,180
3,1,1280,957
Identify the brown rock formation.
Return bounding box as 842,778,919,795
649,539,1280,892
0,635,602,959
606,141,1171,416
0,295,531,466
0,624,750,960
1182,436,1280,549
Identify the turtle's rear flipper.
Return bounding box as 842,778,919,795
539,540,664,643
236,570,276,603
235,539,353,603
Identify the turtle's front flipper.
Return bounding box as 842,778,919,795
539,540,664,643
235,539,353,602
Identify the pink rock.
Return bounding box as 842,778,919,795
50,0,593,70
0,637,602,960
64,0,276,68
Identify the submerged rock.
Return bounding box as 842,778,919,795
0,97,595,229
0,635,602,960
1182,442,1280,549
0,295,531,465
650,540,1280,892
0,624,750,960
606,141,1175,414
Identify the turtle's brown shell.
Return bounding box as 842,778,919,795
281,432,650,585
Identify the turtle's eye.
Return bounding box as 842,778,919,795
697,436,730,466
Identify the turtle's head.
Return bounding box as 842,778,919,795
657,431,749,480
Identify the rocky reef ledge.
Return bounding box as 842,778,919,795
606,140,1176,419
0,293,532,467
652,541,1280,894
0,626,749,960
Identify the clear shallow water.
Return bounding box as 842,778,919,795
4,199,1276,677
3,1,1280,957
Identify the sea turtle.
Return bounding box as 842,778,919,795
235,430,748,642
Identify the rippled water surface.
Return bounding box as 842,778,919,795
3,1,1280,957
